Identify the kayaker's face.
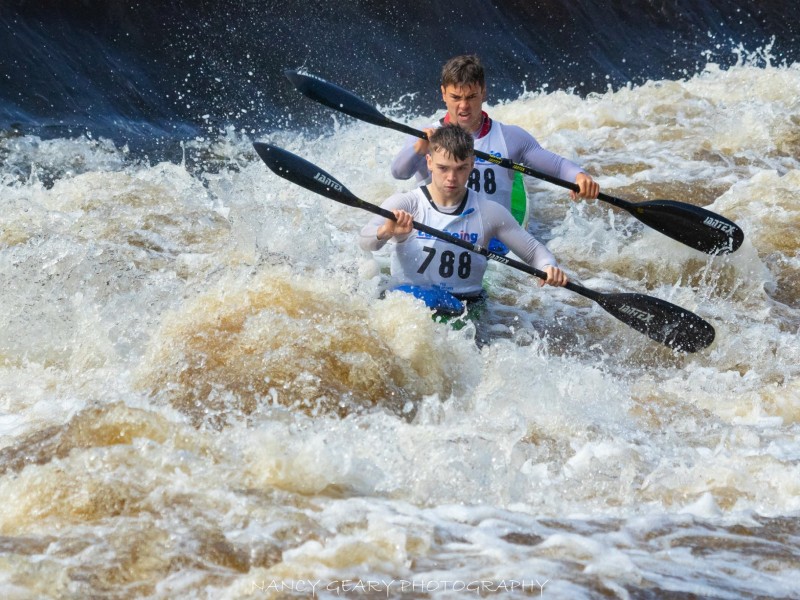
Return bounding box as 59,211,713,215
441,83,486,132
426,147,474,205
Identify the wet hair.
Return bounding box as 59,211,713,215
428,124,474,161
440,54,485,89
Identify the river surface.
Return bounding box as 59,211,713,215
1,2,799,598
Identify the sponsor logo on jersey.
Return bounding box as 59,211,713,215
416,229,479,244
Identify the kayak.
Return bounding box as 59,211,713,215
389,284,486,328
511,170,530,229
487,171,529,256
391,284,464,316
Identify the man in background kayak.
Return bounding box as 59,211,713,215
391,54,599,229
361,124,568,302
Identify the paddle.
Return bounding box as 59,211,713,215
253,142,716,353
284,69,744,256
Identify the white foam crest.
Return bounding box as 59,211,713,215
0,134,129,184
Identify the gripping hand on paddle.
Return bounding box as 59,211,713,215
412,127,437,155
539,265,569,287
571,172,600,200
377,209,414,241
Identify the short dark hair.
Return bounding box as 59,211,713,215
428,124,474,161
441,54,485,89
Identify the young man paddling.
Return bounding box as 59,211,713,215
391,54,599,226
360,125,568,301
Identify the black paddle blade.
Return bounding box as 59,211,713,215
631,199,744,255
253,142,358,205
284,70,392,129
595,292,715,352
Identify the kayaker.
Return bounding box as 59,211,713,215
360,124,568,301
391,54,600,225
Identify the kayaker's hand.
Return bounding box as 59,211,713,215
539,265,569,287
413,128,436,155
571,172,600,200
377,209,414,240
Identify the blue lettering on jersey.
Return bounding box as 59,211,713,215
416,229,479,244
